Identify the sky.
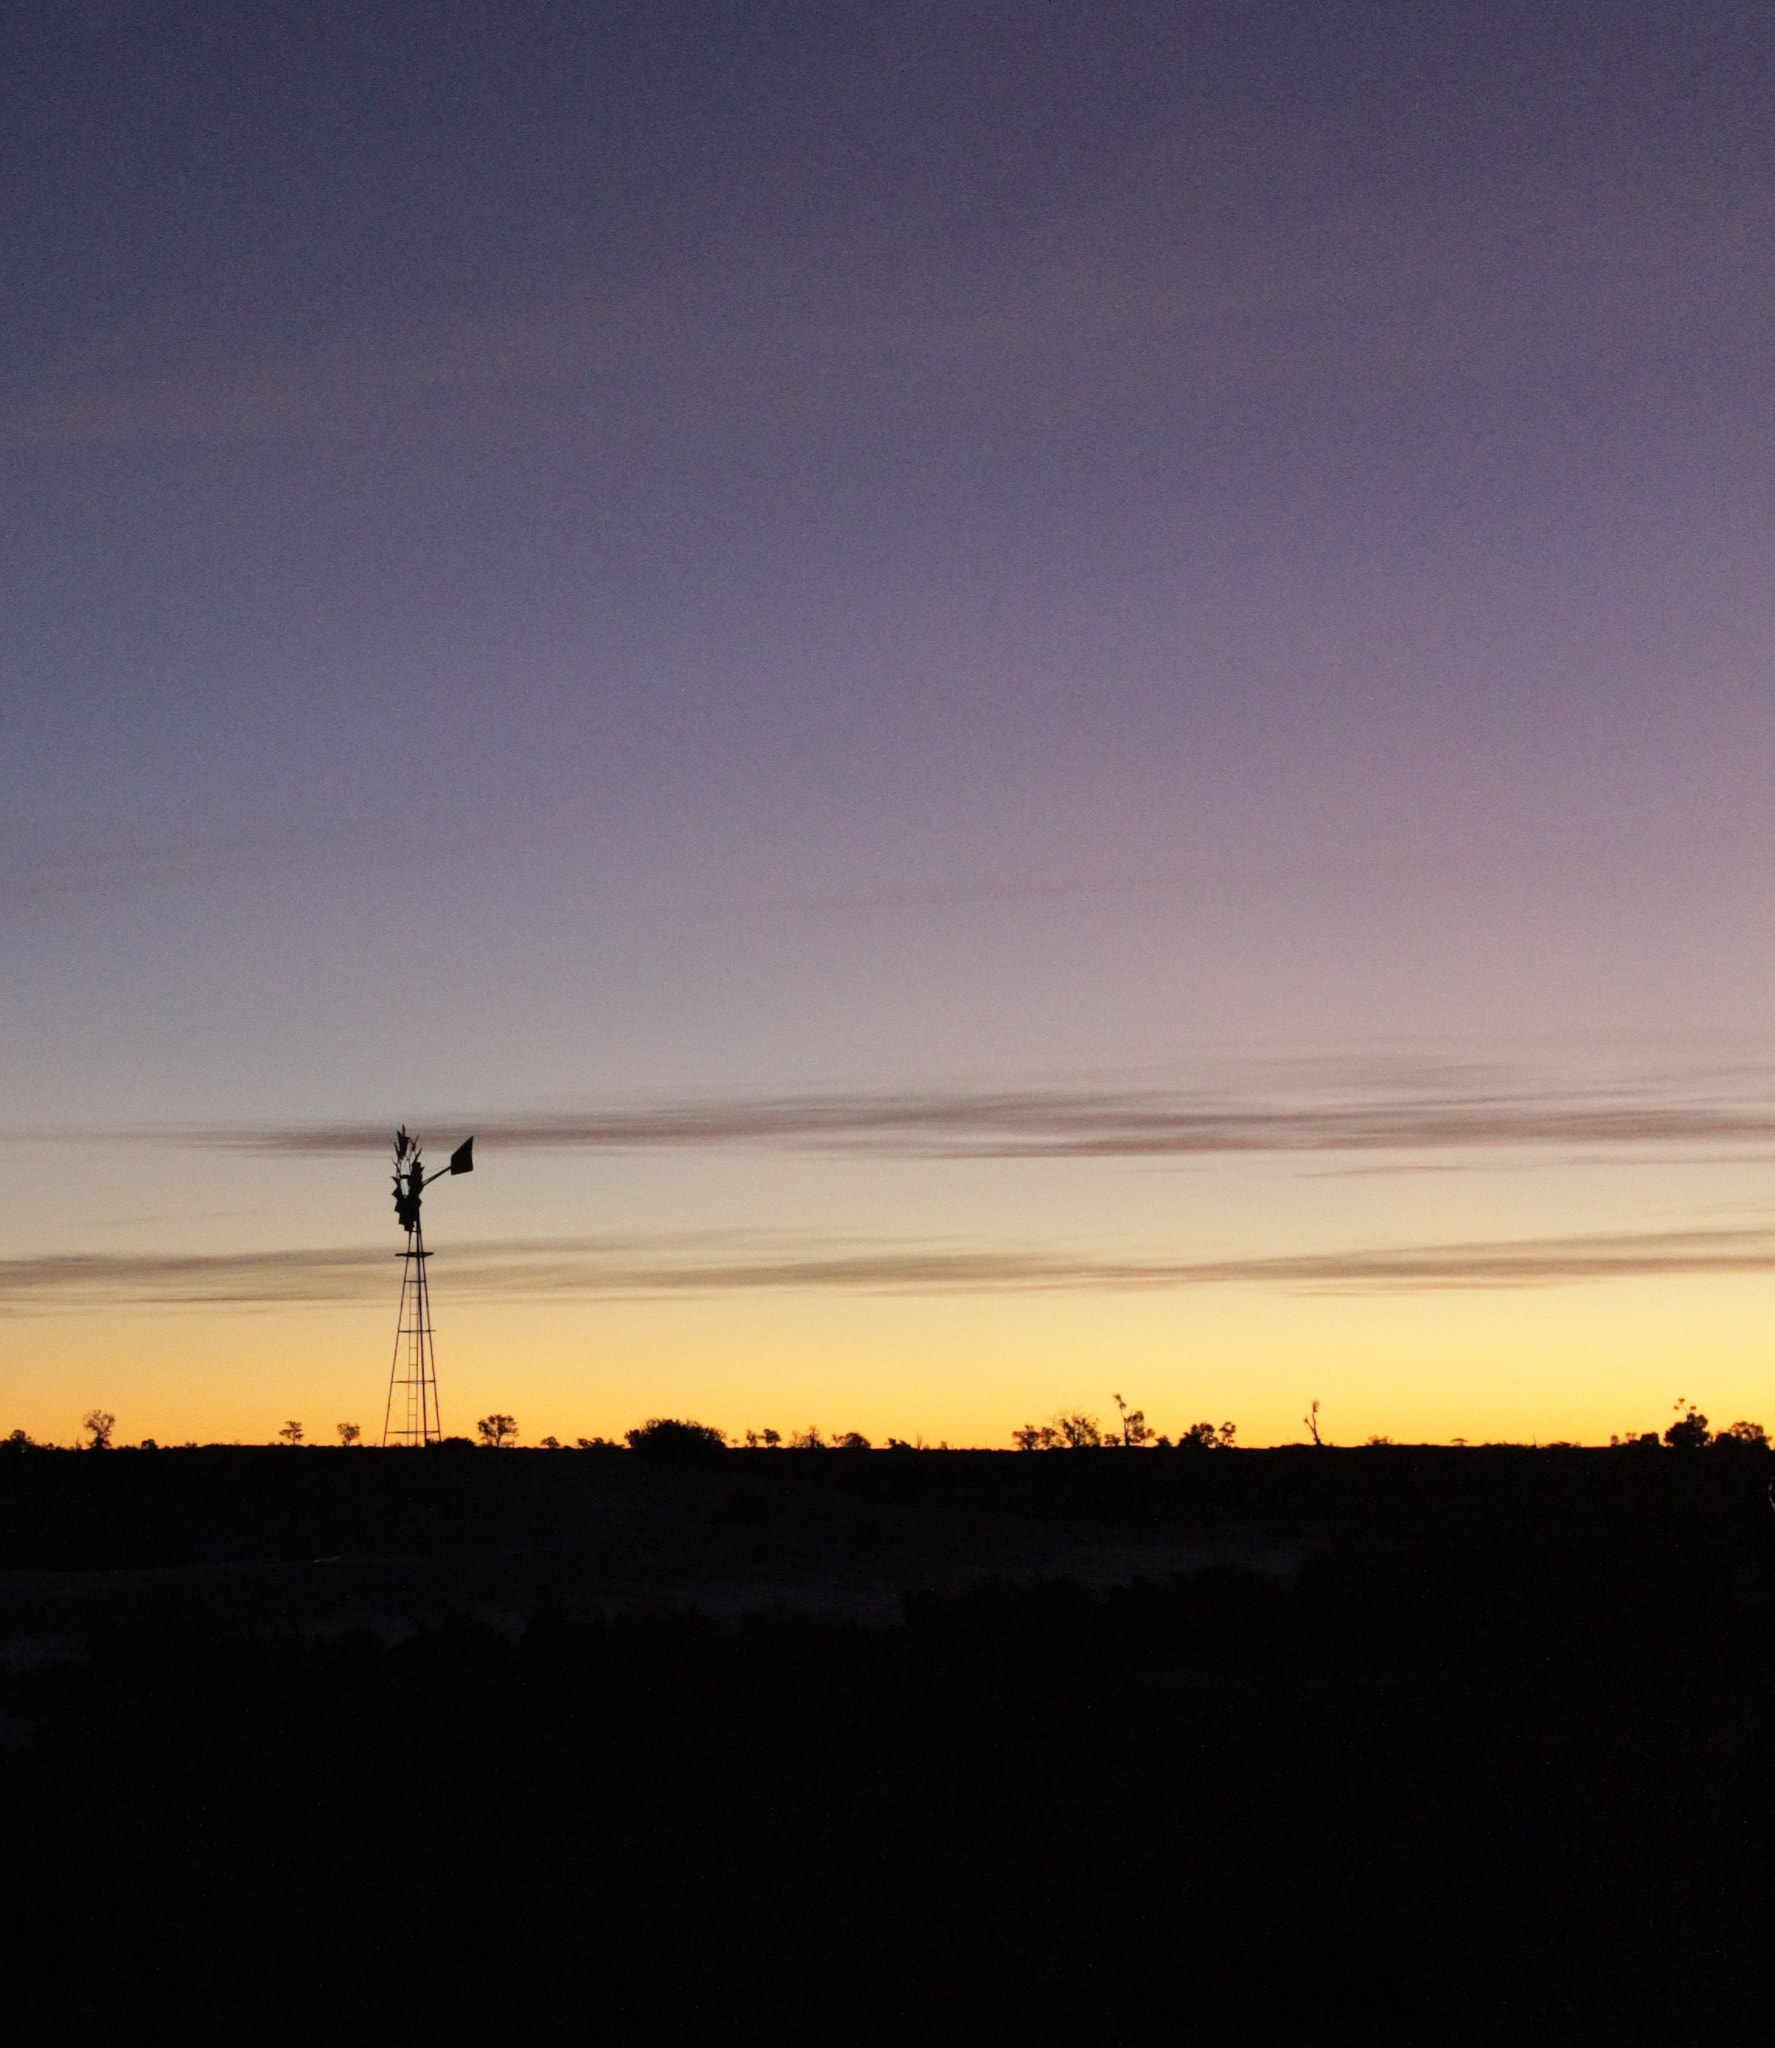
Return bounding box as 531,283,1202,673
4,0,1775,1447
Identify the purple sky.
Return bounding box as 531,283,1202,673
4,3,1775,1443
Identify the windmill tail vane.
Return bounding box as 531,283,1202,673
383,1126,474,1447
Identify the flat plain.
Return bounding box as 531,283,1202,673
0,1443,1767,2044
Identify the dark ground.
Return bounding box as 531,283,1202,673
0,1443,1767,2044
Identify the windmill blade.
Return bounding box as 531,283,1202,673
448,1136,474,1176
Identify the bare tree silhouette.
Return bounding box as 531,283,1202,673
1112,1394,1154,1447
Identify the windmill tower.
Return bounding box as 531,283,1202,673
383,1125,474,1446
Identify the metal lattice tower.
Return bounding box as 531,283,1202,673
382,1125,473,1447
384,1211,441,1445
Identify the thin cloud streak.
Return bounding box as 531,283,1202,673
3,122,1759,456
0,825,503,904
9,1225,1775,1312
143,1069,1775,1164
0,831,283,901
732,852,1526,915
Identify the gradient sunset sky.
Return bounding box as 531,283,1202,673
5,0,1775,1447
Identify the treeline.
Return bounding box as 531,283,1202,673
7,1399,1769,1456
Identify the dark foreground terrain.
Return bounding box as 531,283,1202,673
0,1444,1768,2044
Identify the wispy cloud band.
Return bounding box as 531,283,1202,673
0,824,500,904
8,1225,1775,1312
147,1072,1775,1164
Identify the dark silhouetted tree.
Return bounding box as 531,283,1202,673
1304,1399,1325,1446
278,1420,304,1446
336,1422,361,1446
1716,1419,1768,1447
82,1409,115,1451
477,1414,518,1448
1664,1401,1712,1450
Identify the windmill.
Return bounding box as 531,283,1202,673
383,1125,474,1446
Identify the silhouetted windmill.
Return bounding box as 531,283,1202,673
384,1125,474,1446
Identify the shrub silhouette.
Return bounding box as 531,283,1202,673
1014,1412,1104,1449
1176,1421,1237,1450
625,1418,727,1463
